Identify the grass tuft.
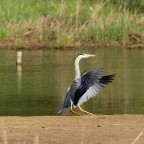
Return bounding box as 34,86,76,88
0,0,143,49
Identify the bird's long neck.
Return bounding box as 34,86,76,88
74,57,81,81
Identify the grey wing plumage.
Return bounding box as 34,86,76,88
57,87,71,115
72,69,115,106
57,82,78,115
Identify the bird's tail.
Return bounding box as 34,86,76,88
57,90,71,115
58,108,63,115
57,98,70,115
99,74,115,85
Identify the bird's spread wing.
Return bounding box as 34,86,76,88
72,69,115,106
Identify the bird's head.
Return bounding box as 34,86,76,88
78,53,96,59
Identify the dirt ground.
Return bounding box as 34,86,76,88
0,115,144,144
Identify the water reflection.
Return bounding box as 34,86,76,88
0,49,143,116
17,64,22,93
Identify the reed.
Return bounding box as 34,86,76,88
0,0,143,48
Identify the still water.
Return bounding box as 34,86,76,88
0,48,143,116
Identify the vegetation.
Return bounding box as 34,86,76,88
0,0,143,49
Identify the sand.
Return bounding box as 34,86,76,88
0,115,144,144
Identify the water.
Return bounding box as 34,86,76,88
0,48,144,116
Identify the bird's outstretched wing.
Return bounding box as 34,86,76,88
71,69,115,106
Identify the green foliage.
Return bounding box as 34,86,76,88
0,0,143,48
110,0,144,13
15,39,26,48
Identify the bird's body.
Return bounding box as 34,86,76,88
58,54,115,115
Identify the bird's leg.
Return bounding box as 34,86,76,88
78,105,94,115
70,103,83,115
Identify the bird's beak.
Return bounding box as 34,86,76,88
87,54,96,57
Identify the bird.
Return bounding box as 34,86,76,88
58,53,115,115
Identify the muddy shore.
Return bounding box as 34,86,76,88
0,39,143,50
0,115,144,144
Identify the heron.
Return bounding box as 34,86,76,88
58,53,115,115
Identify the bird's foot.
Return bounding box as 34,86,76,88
70,109,84,115
78,106,95,115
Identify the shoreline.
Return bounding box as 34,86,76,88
0,115,144,144
0,40,143,50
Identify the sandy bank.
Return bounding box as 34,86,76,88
0,115,144,144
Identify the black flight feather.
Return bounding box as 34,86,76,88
99,74,115,85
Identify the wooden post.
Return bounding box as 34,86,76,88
16,51,22,65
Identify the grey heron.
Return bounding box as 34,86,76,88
58,53,115,115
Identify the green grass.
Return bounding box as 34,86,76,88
0,0,143,48
110,0,144,13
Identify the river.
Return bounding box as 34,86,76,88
0,48,143,115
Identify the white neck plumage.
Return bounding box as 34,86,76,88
74,56,81,81
74,54,95,82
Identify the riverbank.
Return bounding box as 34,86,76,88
0,115,144,144
0,0,143,49
0,39,143,50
